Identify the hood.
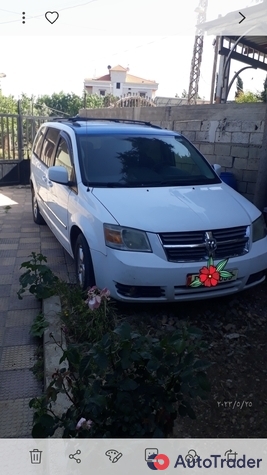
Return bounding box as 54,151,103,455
92,184,260,232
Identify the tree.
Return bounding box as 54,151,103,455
235,91,260,103
19,93,49,116
85,93,104,110
103,94,119,107
36,91,84,116
235,75,243,97
260,75,267,103
0,94,17,114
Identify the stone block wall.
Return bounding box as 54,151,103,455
79,103,266,202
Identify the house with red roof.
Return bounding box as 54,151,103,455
84,65,158,99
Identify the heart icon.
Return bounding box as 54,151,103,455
45,11,59,24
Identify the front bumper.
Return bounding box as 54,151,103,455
91,237,267,303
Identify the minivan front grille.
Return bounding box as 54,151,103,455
159,226,249,262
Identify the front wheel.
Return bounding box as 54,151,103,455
31,187,46,225
74,234,96,291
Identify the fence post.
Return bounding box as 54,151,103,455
17,100,24,160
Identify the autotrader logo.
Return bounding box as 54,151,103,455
145,449,170,470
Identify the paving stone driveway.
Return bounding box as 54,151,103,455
0,185,75,437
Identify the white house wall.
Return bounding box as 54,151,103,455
85,80,157,98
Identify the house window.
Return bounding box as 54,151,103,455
116,82,121,89
139,92,146,98
99,90,106,96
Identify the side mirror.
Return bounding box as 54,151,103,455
48,166,69,185
212,164,221,175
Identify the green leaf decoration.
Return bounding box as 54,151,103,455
216,259,228,272
190,278,203,287
208,257,214,267
219,270,234,278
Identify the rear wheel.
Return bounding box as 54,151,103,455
31,187,46,225
74,234,95,291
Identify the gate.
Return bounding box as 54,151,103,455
114,94,156,108
0,113,49,186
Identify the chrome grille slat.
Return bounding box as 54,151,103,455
159,226,249,262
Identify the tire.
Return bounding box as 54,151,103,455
74,234,96,291
32,187,46,225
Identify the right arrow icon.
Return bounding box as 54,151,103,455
239,12,246,24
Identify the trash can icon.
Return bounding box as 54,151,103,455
30,449,42,464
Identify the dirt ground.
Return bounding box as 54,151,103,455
116,280,267,438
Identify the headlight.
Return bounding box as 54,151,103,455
252,214,267,242
104,224,151,251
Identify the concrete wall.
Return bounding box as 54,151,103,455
79,103,266,202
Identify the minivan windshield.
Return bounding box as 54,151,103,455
76,134,221,187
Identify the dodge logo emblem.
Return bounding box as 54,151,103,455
205,231,217,257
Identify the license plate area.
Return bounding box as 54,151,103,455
186,269,238,287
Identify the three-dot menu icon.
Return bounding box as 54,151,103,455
22,12,25,24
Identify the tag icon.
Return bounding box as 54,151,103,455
45,11,59,24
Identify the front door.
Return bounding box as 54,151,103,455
46,132,76,254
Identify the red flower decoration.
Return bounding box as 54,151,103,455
199,265,220,287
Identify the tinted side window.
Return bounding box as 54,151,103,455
32,127,46,159
54,138,74,181
41,128,60,167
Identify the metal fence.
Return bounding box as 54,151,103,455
0,113,49,161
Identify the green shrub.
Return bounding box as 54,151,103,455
30,322,211,438
18,252,59,300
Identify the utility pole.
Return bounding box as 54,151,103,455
188,0,208,104
210,36,219,103
253,103,267,211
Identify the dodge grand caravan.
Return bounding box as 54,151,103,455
30,117,267,302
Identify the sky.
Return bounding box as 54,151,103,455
0,0,266,101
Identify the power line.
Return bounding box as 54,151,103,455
87,36,170,70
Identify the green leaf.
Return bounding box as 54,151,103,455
119,378,139,391
130,351,141,362
197,371,211,391
219,270,234,278
184,351,194,366
187,326,203,337
173,340,187,354
114,322,132,340
79,355,92,377
94,352,108,370
146,358,160,372
39,414,55,428
208,256,214,267
190,278,202,287
216,259,228,272
140,351,152,360
29,398,38,408
193,359,211,370
32,421,55,438
101,333,111,348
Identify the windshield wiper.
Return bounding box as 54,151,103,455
86,182,133,188
131,181,181,187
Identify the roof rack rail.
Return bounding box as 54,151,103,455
51,116,162,129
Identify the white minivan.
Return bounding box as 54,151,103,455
30,117,267,302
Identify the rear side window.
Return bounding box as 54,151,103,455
41,127,60,167
32,127,46,159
